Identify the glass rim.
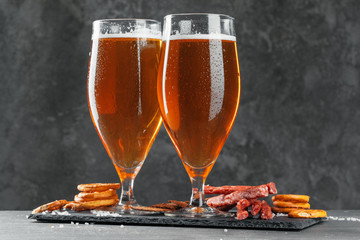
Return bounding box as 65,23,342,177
164,13,234,20
93,18,161,25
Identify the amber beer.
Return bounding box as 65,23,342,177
158,35,240,178
88,36,162,180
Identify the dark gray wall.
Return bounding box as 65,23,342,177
1,0,359,210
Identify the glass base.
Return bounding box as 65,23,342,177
164,206,234,218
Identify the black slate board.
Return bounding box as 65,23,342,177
28,210,324,230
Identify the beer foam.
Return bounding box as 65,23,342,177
92,33,161,40
164,34,236,41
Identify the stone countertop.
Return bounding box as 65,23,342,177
1,210,359,240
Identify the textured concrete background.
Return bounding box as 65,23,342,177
1,0,359,210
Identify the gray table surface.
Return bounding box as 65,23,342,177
0,210,359,240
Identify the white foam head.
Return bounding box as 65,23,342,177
164,34,236,41
92,32,162,40
163,15,236,41
92,22,161,40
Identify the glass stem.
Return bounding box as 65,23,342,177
190,176,205,207
119,177,137,206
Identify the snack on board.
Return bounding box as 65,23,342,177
135,200,188,212
272,194,310,203
271,193,327,218
63,201,76,210
74,193,118,203
151,203,179,210
64,183,120,211
271,206,304,213
32,183,121,213
273,201,310,209
32,181,278,222
288,209,327,218
206,185,269,209
130,206,171,212
204,182,277,195
250,199,262,216
64,198,119,211
236,199,273,220
260,200,273,220
236,210,249,220
168,200,189,208
205,182,278,221
271,194,310,213
266,182,278,194
32,200,68,214
77,189,117,199
236,199,251,220
237,198,251,210
77,183,121,192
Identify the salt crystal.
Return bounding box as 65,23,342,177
224,229,228,232
327,216,360,222
350,217,360,222
56,211,70,216
59,224,64,228
120,225,124,228
91,210,121,217
85,222,89,225
76,222,79,225
51,226,54,229
71,221,74,225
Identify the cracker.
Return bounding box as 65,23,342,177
77,183,120,192
272,206,304,213
74,193,118,203
65,198,119,211
273,201,310,209
272,194,310,203
77,189,117,199
288,209,327,218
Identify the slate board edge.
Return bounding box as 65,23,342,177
28,212,323,230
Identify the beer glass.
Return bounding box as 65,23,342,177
87,19,162,214
158,14,240,217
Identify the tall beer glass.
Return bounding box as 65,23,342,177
87,19,162,213
158,14,240,217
